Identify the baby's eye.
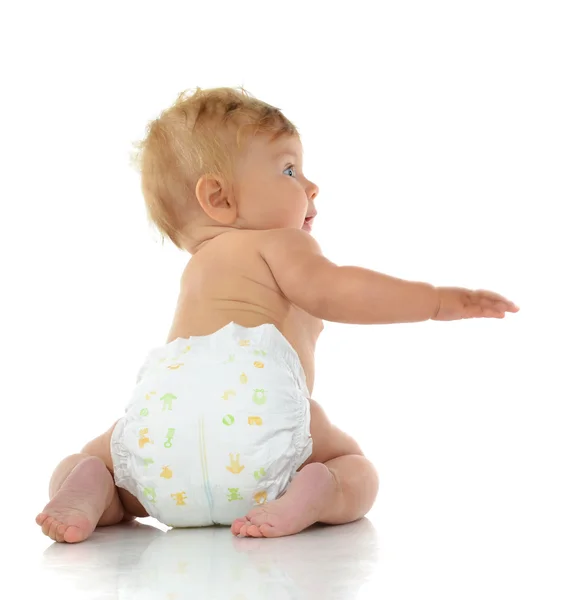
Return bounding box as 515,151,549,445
283,166,296,178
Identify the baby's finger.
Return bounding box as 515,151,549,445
464,299,497,319
475,289,509,302
467,295,506,319
475,289,519,311
481,305,505,318
481,297,510,313
474,306,505,319
470,293,500,313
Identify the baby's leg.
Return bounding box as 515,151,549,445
302,399,380,525
36,453,125,543
36,421,147,543
232,399,379,537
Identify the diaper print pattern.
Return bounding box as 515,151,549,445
164,428,175,448
171,492,187,505
139,428,152,448
226,453,245,474
167,363,184,370
253,491,267,505
136,339,273,511
160,393,176,411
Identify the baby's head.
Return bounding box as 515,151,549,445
132,87,319,251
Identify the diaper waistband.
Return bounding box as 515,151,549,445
137,321,309,395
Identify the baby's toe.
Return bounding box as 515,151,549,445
248,508,272,528
48,518,61,541
57,522,71,543
63,525,84,544
258,523,276,537
41,516,54,537
231,518,247,536
244,523,264,538
36,513,48,527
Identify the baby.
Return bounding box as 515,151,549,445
36,86,519,543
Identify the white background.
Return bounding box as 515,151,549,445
2,1,581,598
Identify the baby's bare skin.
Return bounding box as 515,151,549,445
36,228,373,542
168,227,323,395
36,89,518,543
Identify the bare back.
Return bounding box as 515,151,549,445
166,230,324,394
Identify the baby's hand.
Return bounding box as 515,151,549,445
432,287,520,321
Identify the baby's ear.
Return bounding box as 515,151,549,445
195,174,236,223
195,174,221,207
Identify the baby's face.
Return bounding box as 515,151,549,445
233,133,318,232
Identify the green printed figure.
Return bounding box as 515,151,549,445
164,428,176,448
253,349,267,357
140,408,149,417
252,389,267,405
223,354,236,364
253,467,266,481
222,414,235,426
143,487,157,503
160,393,177,411
227,488,244,502
143,458,154,468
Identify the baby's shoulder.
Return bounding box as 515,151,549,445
181,230,275,284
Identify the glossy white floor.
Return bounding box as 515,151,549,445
19,511,384,599
12,454,581,600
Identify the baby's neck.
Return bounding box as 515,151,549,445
184,225,236,255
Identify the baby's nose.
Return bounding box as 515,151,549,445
307,180,319,201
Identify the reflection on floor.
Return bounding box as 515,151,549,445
40,517,380,599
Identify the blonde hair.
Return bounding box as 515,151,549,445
131,86,299,249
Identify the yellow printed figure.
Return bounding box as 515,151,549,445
248,416,263,426
253,491,267,505
182,345,191,354
221,389,236,400
167,363,184,370
145,391,156,400
239,372,248,384
171,492,187,506
160,466,173,479
139,428,152,448
226,453,245,474
253,361,265,369
238,339,250,347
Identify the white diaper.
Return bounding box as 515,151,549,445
111,322,313,527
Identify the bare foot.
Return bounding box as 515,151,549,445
36,456,113,543
231,462,338,538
